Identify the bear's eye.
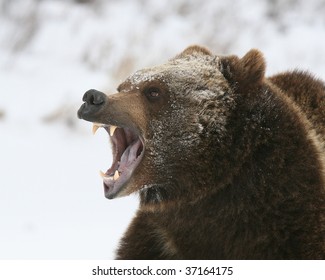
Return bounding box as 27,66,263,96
143,87,161,101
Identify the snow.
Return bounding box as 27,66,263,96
0,0,324,259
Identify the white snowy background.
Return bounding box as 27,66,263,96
0,0,324,259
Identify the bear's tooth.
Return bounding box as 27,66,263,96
110,125,118,137
113,170,120,180
99,170,106,178
92,124,100,135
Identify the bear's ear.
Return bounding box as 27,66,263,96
220,49,266,89
175,45,212,59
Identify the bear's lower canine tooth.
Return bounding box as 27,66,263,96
110,125,118,136
113,170,120,180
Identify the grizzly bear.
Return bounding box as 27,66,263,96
77,45,325,259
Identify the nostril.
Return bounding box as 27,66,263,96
83,89,106,106
91,91,105,105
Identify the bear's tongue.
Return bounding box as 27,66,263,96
118,139,142,172
107,126,143,175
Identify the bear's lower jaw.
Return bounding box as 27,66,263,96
92,123,145,199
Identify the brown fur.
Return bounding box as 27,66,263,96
78,45,325,259
270,71,325,145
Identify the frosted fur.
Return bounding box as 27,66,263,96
125,54,229,98
122,52,235,204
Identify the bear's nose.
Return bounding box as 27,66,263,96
77,89,107,121
82,89,106,106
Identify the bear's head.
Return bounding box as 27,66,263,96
78,45,266,206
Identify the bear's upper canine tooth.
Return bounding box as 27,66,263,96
113,170,120,180
99,170,106,178
93,123,106,135
92,124,100,135
110,125,118,137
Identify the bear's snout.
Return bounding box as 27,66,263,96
78,89,107,122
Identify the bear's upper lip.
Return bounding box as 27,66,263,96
92,123,144,199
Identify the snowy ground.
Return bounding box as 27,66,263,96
0,0,325,259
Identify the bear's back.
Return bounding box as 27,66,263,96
270,71,325,148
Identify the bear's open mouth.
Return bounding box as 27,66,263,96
92,123,144,199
